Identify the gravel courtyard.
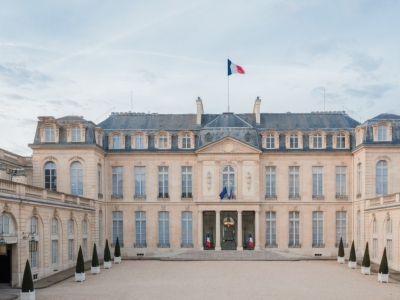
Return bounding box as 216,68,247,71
37,260,399,300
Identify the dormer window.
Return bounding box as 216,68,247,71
378,125,387,141
71,126,81,142
313,134,322,148
45,126,55,142
113,135,121,149
372,122,392,142
309,131,326,149
205,132,212,142
262,131,279,149
332,131,350,149
182,134,191,148
266,134,275,148
66,123,86,143
336,134,345,149
285,131,303,149
178,131,195,149
135,134,144,149
159,134,167,149
131,131,149,150
290,134,298,148
245,132,252,143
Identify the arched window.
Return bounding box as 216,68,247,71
70,162,83,196
30,217,38,268
372,220,378,259
205,132,212,142
52,218,58,234
31,217,38,234
44,162,57,191
0,214,10,234
68,219,74,234
336,134,346,149
98,211,102,247
387,219,392,234
71,126,81,142
222,166,235,198
51,218,58,264
357,164,362,195
82,220,88,259
313,134,322,149
112,135,121,149
68,219,74,261
376,160,388,196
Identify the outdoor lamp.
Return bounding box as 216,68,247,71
0,234,7,256
29,236,38,253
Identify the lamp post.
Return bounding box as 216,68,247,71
23,234,38,254
0,233,7,256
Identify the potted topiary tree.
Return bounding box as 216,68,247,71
114,236,121,264
104,239,112,269
348,241,357,269
75,245,85,282
337,237,345,264
91,243,100,274
378,247,389,283
361,242,371,275
20,260,35,300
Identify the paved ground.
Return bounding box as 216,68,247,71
34,260,399,300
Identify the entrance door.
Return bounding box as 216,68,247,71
0,249,11,284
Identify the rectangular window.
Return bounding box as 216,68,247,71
112,211,123,246
71,126,81,142
312,167,323,198
289,166,300,198
158,167,169,198
135,211,146,247
68,239,74,261
289,212,300,247
336,167,347,197
387,219,392,234
112,166,123,198
265,167,276,198
97,164,102,195
266,134,275,149
82,238,87,259
289,134,298,148
158,211,170,247
112,135,121,149
30,251,37,268
182,134,191,149
336,134,346,149
52,219,57,234
373,238,378,259
158,134,168,149
265,212,277,247
135,134,144,149
181,167,192,198
336,211,347,245
52,240,58,264
45,127,55,142
357,164,362,195
313,134,322,148
31,218,37,234
181,212,193,247
312,211,323,247
387,240,392,261
378,125,387,141
68,221,73,235
134,167,146,198
98,213,102,247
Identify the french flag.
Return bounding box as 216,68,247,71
247,234,254,248
228,59,245,76
205,233,211,248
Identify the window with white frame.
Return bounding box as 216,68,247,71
222,166,235,198
266,134,275,149
112,166,123,198
387,219,392,261
0,215,9,234
98,211,102,247
134,166,146,198
312,167,323,198
135,211,146,247
112,212,123,246
52,240,58,264
265,167,276,198
289,166,300,198
289,134,298,149
68,219,74,235
376,160,388,196
68,239,74,261
135,134,144,149
45,126,55,142
158,211,170,247
97,164,102,195
112,134,122,149
313,134,322,149
336,212,347,245
373,220,377,234
30,217,38,268
52,218,58,234
82,237,87,259
336,134,346,149
82,220,87,234
181,212,193,247
387,239,392,261
158,134,168,149
71,126,81,142
265,212,276,247
158,167,169,198
378,125,387,141
182,167,192,198
182,134,191,149
387,219,392,234
373,238,378,259
357,211,361,250
357,164,362,195
70,161,83,196
289,211,300,247
44,161,57,191
312,211,323,247
336,166,346,198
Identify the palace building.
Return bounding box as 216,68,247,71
1,97,400,286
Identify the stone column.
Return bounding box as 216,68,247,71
237,210,243,251
215,210,221,251
254,210,261,250
198,210,203,250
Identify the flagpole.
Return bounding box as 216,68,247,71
227,75,230,112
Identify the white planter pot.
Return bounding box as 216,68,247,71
91,266,100,274
104,261,112,269
20,290,35,300
361,266,370,275
114,256,121,264
75,272,85,282
378,273,389,283
337,256,345,264
348,261,357,269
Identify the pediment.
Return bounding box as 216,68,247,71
196,137,261,154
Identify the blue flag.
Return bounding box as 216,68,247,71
219,187,227,199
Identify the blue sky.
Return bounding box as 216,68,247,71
0,0,399,155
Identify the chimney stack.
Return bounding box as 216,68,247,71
253,96,261,124
196,97,204,125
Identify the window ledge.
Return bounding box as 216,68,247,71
134,243,147,248
265,244,278,248
312,195,324,200
181,243,194,248
289,195,301,200
335,195,348,200
111,195,123,199
111,243,124,247
134,195,146,200
312,243,325,248
157,243,170,248
265,195,277,200
335,243,348,248
288,243,301,248
356,193,362,198
157,196,170,200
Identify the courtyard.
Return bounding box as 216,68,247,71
33,260,399,300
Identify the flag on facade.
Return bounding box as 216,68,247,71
229,189,235,199
205,233,211,248
228,59,245,76
247,234,254,248
219,187,227,199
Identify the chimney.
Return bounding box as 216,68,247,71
253,96,261,124
196,97,204,125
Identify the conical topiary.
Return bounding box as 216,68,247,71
114,236,121,257
91,243,99,267
76,245,85,274
21,259,34,292
349,241,356,262
104,239,111,262
362,242,370,267
338,237,345,257
378,247,389,274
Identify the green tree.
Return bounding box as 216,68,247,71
114,236,121,257
104,239,111,262
338,237,345,257
378,247,389,274
349,241,356,262
361,242,370,268
21,260,34,293
91,243,99,267
76,245,85,274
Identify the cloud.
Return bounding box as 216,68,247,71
0,63,53,87
344,53,383,73
344,84,395,99
46,99,82,107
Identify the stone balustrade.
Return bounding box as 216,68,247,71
366,193,400,208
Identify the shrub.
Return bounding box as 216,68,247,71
378,247,389,274
114,237,121,257
361,242,370,268
91,243,99,267
338,237,345,257
104,239,111,262
76,245,85,274
21,260,34,293
349,241,356,262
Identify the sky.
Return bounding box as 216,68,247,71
0,0,399,156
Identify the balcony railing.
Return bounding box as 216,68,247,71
111,242,124,247
111,194,123,199
181,243,194,248
158,193,169,199
157,243,170,248
312,243,325,248
265,194,277,200
335,194,348,200
265,243,278,248
134,194,146,199
366,193,400,208
312,195,324,200
181,192,193,199
134,243,147,248
335,242,348,248
288,242,301,248
289,194,301,200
